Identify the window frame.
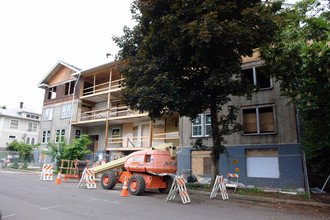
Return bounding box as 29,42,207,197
55,129,65,143
242,66,273,91
47,86,57,99
191,113,211,138
28,122,37,131
61,104,72,119
10,119,19,129
44,108,53,121
42,130,50,144
241,104,277,135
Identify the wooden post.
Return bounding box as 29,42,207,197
93,74,96,94
105,120,109,151
149,120,153,148
104,68,113,151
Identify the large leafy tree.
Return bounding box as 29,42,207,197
114,0,281,183
260,0,330,177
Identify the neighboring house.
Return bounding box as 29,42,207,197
0,102,40,150
177,54,305,189
38,61,82,151
38,60,179,161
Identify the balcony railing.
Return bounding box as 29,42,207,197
82,78,124,97
107,132,180,149
79,105,140,122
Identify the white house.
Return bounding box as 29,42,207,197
0,102,41,150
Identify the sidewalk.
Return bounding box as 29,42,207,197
189,189,330,208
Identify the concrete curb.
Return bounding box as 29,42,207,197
189,189,330,208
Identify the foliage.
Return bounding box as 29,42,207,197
62,134,91,161
259,0,330,177
43,135,91,171
43,141,67,172
6,138,37,164
114,0,280,184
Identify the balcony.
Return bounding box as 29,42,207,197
81,78,124,103
73,105,149,125
106,132,180,150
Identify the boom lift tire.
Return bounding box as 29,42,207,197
128,174,145,195
159,175,174,194
101,171,117,189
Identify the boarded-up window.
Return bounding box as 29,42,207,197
246,149,279,178
242,106,275,134
191,150,212,175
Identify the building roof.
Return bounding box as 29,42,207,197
0,106,41,118
38,60,81,88
73,60,121,77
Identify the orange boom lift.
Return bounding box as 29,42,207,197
93,143,177,195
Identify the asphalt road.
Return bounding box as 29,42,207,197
0,169,327,220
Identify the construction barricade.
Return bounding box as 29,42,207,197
226,173,239,192
40,164,53,181
210,175,229,200
166,176,191,204
77,168,96,189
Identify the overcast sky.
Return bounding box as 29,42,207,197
0,0,135,112
0,0,299,113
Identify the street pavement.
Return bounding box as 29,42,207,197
0,169,329,220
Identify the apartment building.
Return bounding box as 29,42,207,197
177,55,305,189
71,61,179,159
38,60,179,161
38,61,82,150
0,102,40,150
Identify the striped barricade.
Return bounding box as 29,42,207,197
166,176,191,204
210,175,229,200
77,168,96,189
226,173,239,192
40,164,53,181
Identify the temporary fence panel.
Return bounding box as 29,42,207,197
210,175,229,200
77,168,96,189
40,164,53,181
166,176,191,204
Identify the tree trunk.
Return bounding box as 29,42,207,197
210,102,222,186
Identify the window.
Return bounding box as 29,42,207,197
31,138,35,145
26,114,31,118
61,104,72,118
47,86,57,99
44,108,53,121
28,122,37,131
65,81,75,95
246,149,279,178
243,66,271,90
55,129,65,143
75,129,81,138
242,105,275,134
42,130,50,143
10,120,19,129
26,137,30,144
111,128,121,142
192,113,211,137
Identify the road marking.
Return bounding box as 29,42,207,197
87,197,119,204
2,213,18,218
40,205,62,210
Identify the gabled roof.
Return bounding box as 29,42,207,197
0,106,41,118
38,60,81,88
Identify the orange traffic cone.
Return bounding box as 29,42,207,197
55,172,61,184
120,178,129,197
63,177,68,181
